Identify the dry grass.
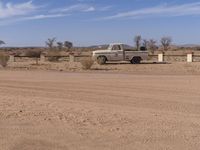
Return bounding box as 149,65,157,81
80,58,94,70
0,53,9,68
47,51,60,62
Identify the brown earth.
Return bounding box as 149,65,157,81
7,60,200,75
1,69,200,150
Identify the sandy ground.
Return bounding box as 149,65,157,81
7,60,200,75
1,70,200,150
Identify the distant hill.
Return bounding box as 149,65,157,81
178,44,200,48
76,44,134,50
73,44,109,50
88,45,109,49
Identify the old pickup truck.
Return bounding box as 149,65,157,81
92,43,148,64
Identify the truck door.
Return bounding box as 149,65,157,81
110,45,123,61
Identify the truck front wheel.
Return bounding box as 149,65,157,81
97,56,107,65
131,57,141,64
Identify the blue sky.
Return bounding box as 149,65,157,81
1,0,200,47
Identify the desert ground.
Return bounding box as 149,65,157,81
7,59,200,75
1,65,200,150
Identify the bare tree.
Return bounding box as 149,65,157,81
45,38,56,50
148,39,157,54
0,40,5,46
160,37,172,51
57,42,63,51
134,35,142,51
142,39,148,49
64,41,73,51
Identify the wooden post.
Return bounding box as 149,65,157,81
187,52,193,63
158,53,164,62
9,55,15,62
69,53,75,63
40,54,45,62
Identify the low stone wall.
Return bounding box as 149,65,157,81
148,55,158,62
9,53,200,63
164,55,187,62
74,56,91,62
162,54,200,62
193,55,200,62
148,54,187,62
11,55,92,63
14,56,39,62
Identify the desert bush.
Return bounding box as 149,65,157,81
46,38,56,50
64,41,73,51
57,42,63,50
47,50,60,62
134,35,142,51
25,50,42,65
0,53,9,68
81,58,94,70
48,56,60,62
148,39,157,54
161,36,172,51
25,50,42,57
0,40,5,46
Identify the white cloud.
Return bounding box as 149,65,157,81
0,0,112,25
0,1,37,19
102,2,200,20
83,6,95,12
0,1,69,24
99,6,112,11
51,4,95,13
0,13,69,26
51,3,113,14
21,14,69,20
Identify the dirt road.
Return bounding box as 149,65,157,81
1,70,200,150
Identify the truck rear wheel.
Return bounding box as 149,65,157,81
97,56,107,65
131,57,141,64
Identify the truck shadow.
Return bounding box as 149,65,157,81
91,68,117,71
142,62,170,65
11,139,68,150
104,62,169,65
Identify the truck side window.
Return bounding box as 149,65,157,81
112,45,121,50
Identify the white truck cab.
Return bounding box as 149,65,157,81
92,43,148,65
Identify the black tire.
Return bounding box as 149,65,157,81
131,57,141,64
97,56,107,65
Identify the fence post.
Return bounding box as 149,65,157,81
40,54,45,62
158,53,164,62
187,52,193,63
69,53,75,63
9,55,15,62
